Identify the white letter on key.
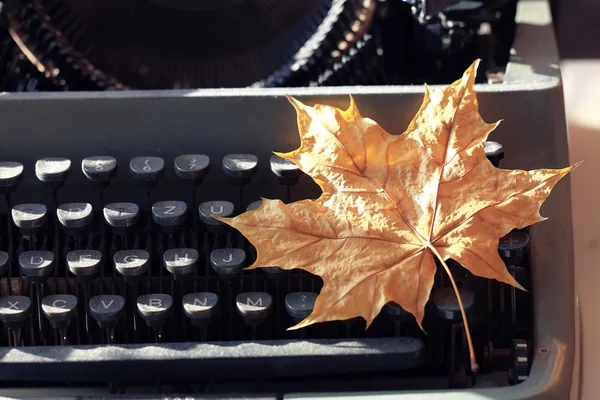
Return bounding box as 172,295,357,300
101,300,114,309
149,298,162,307
193,297,207,306
124,256,139,263
30,256,43,265
52,300,67,308
247,298,262,307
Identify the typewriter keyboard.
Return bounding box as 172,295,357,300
0,143,532,394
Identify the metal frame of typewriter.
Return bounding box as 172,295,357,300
0,0,576,398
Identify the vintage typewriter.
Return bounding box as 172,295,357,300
0,0,576,398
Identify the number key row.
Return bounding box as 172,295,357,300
0,154,301,190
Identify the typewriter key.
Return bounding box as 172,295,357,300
0,296,31,330
89,295,125,329
236,292,273,326
222,154,258,184
130,156,164,183
57,202,94,232
103,202,140,234
210,248,246,280
270,154,301,186
35,157,71,188
484,141,504,167
137,294,174,328
174,154,210,183
163,248,199,279
431,287,475,322
42,294,78,329
199,201,235,233
0,161,24,192
12,203,47,236
152,200,187,232
82,156,117,187
67,249,102,281
285,292,317,322
114,250,150,283
19,251,54,281
182,293,218,327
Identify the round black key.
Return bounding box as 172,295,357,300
152,201,187,232
129,156,164,182
431,287,475,322
485,141,504,167
163,248,199,279
246,200,262,212
57,203,94,232
19,251,54,281
199,201,235,232
89,295,125,328
499,231,529,266
285,292,317,321
35,157,71,186
67,250,102,281
384,302,410,323
0,161,24,190
174,154,210,182
0,296,31,329
42,294,78,329
222,154,258,183
103,202,140,233
210,248,246,279
270,154,301,185
114,250,150,283
182,293,219,327
0,251,8,278
12,204,47,236
81,156,117,185
261,266,286,280
236,292,273,326
137,294,173,327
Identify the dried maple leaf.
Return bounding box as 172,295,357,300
216,60,579,371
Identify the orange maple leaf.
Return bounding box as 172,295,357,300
216,60,579,371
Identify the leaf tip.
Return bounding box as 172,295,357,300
285,94,306,111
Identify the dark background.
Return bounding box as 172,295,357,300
552,0,598,58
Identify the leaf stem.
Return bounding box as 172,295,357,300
427,244,479,373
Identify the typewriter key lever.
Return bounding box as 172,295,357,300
82,156,117,189
431,287,476,389
137,294,174,342
42,294,77,345
163,248,199,280
175,154,210,185
57,202,94,234
103,202,140,236
236,292,273,328
499,231,530,338
183,292,218,328
0,161,24,194
210,248,246,281
89,295,125,344
199,200,235,233
35,157,71,191
12,203,48,237
0,296,31,347
152,201,187,233
114,249,150,284
484,141,504,167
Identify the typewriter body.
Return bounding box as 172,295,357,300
0,0,576,398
